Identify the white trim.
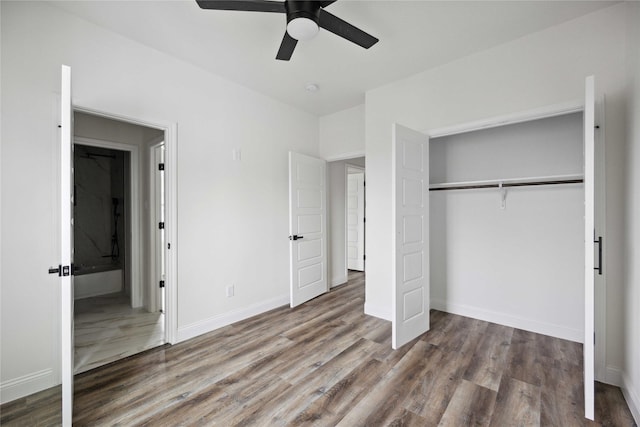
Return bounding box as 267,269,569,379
73,106,178,347
604,365,623,387
364,302,392,321
431,298,582,343
148,141,165,314
622,373,640,424
164,122,178,345
177,295,289,343
331,275,348,288
0,369,55,404
323,150,365,162
426,100,583,138
74,136,142,308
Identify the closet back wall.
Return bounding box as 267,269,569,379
430,112,584,341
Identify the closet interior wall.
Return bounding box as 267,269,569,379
429,112,585,342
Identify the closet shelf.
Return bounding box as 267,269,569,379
429,174,584,191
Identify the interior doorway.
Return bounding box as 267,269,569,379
346,165,365,272
327,156,365,288
72,111,166,373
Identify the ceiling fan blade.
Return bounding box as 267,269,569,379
196,0,285,13
318,9,378,49
319,1,337,8
276,31,298,61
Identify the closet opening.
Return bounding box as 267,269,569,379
427,109,604,374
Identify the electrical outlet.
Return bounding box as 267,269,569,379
226,285,234,297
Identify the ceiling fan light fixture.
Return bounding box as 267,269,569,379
287,17,319,41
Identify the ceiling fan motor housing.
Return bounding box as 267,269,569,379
285,0,321,24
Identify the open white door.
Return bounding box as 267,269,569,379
347,171,365,271
289,152,328,307
392,124,430,349
584,75,599,421
60,64,74,427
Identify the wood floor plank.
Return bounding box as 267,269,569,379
335,340,438,427
504,328,543,387
463,325,513,391
1,271,636,427
438,379,497,427
289,358,389,426
401,346,471,424
489,377,541,426
595,381,637,427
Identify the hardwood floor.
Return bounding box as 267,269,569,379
1,271,635,426
74,292,165,374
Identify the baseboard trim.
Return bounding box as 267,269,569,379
431,298,582,343
331,276,348,288
621,372,640,424
0,369,55,404
177,294,289,343
364,302,391,321
604,365,623,387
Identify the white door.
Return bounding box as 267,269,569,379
347,171,365,271
584,75,598,421
289,152,328,308
392,124,430,349
60,64,74,427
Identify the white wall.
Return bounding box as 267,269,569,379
623,1,640,422
365,2,627,375
319,104,365,160
430,113,584,341
0,1,318,403
328,157,365,287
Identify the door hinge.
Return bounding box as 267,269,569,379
158,163,165,171
159,280,165,288
364,217,366,223
159,222,165,229
363,254,366,261
594,333,596,345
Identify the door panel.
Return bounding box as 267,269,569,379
584,75,596,421
347,171,365,271
289,152,328,307
60,64,74,427
392,124,430,349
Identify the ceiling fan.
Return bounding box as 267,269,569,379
196,0,379,61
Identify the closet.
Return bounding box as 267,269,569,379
428,111,585,342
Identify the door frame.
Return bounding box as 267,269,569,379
426,97,607,381
148,139,165,314
72,105,178,345
73,136,141,308
345,164,365,272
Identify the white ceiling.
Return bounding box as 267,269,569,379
51,0,615,116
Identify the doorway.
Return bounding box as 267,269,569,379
72,111,166,373
346,165,365,272
327,157,365,288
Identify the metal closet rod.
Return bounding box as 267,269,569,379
429,178,584,192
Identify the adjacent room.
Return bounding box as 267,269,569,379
2,0,640,425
